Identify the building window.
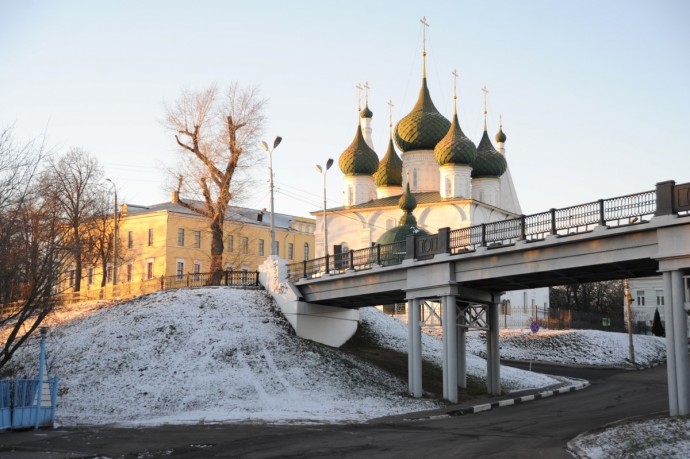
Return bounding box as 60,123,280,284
193,261,201,274
303,243,309,260
193,230,201,248
288,243,294,260
258,239,265,256
275,241,279,256
656,290,665,306
126,263,133,282
128,231,134,249
176,260,185,279
226,235,234,252
148,228,153,246
177,228,185,247
146,258,154,280
636,290,645,306
241,237,249,254
87,267,94,286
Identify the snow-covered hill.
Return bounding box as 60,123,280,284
2,288,666,426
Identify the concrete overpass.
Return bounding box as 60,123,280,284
260,180,690,415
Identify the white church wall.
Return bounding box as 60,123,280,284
402,150,439,193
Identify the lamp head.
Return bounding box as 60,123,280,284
326,158,334,170
315,165,323,174
273,136,282,148
259,141,269,152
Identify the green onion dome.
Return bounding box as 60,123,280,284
338,121,379,176
433,113,477,166
495,126,507,143
376,183,430,245
374,137,403,187
360,104,373,119
471,130,507,178
394,78,450,152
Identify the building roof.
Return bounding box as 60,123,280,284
472,130,507,178
338,121,379,176
374,137,403,187
394,77,450,152
123,199,310,230
434,112,477,166
377,183,430,244
360,104,373,119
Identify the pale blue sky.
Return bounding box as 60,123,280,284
1,0,688,218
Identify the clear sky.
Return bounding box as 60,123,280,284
1,0,688,219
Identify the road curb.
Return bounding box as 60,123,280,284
445,379,590,416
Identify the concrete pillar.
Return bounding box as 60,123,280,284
407,299,414,395
412,298,423,397
488,301,501,395
672,270,690,415
442,297,449,400
458,320,467,389
663,271,679,415
445,295,458,403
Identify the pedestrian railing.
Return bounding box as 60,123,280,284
287,181,689,282
2,377,59,430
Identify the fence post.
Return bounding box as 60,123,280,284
598,199,606,226
302,260,307,279
377,244,382,264
325,254,329,275
654,180,675,216
520,215,526,240
550,208,557,235
349,250,354,270
481,224,487,247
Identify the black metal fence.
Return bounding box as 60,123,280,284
287,181,688,283
160,271,260,290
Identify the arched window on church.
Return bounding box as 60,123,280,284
413,169,418,190
303,242,309,260
386,218,395,229
445,176,452,197
348,187,354,206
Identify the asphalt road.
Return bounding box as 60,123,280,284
0,364,670,459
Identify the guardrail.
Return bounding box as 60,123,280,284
287,180,689,282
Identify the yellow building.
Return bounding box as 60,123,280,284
67,193,315,293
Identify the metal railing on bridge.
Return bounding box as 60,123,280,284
288,180,690,282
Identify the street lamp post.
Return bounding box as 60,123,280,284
105,178,118,285
315,159,334,271
259,136,282,256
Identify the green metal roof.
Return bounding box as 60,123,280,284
434,113,477,166
394,78,450,152
472,130,507,178
495,126,507,143
360,104,373,118
374,137,403,187
338,122,379,176
376,184,430,244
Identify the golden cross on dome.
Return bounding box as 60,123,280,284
420,16,429,77
482,85,489,130
387,99,394,133
452,69,459,113
356,82,364,111
363,81,370,106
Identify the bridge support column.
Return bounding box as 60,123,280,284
458,305,467,390
664,270,690,416
486,301,501,396
407,298,423,397
442,295,458,403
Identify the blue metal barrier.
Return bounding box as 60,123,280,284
11,377,59,429
0,380,10,429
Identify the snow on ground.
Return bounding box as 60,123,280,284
6,288,442,425
571,416,690,459
464,328,667,368
361,308,562,392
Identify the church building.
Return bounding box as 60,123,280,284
311,27,549,314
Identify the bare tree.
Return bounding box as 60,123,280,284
40,148,105,292
0,126,64,371
165,83,266,284
82,186,118,287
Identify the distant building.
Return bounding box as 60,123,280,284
312,37,548,320
626,276,690,336
62,193,315,292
